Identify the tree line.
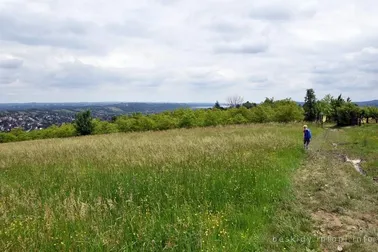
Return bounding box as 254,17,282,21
0,98,304,143
303,89,378,126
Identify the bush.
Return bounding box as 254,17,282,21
153,114,179,130
9,128,30,141
0,132,17,143
115,117,139,132
93,120,118,135
250,106,274,123
229,114,248,124
137,116,157,131
179,111,196,128
203,110,222,126
274,103,304,123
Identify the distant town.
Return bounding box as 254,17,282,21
0,102,213,132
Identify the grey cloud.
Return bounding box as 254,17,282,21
0,12,121,55
214,41,269,54
189,82,231,91
20,61,170,90
249,2,317,21
312,72,377,92
248,75,268,83
47,62,125,88
208,20,251,35
0,13,93,50
0,68,20,84
0,58,23,69
250,6,293,21
354,48,378,73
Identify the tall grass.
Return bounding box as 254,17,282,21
1,124,308,251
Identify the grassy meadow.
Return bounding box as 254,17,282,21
0,124,318,251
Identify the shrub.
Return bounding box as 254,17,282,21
274,103,304,123
250,106,274,123
115,117,139,132
93,119,118,135
0,132,17,143
153,114,179,130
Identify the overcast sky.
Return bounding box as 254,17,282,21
0,0,377,103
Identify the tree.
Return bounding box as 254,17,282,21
330,94,345,123
361,107,371,124
227,95,244,108
242,101,256,109
317,94,333,120
303,89,317,121
336,103,361,126
262,97,274,105
74,110,94,136
369,107,378,123
315,95,333,123
213,101,222,109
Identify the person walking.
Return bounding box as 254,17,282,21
303,125,312,150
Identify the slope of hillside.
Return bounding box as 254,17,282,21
0,124,319,251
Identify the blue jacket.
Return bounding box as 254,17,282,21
304,129,312,140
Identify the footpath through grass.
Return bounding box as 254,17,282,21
0,124,318,251
294,124,378,252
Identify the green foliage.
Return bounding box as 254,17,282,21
93,119,119,134
0,132,17,143
1,100,307,143
262,97,275,105
371,107,378,122
115,117,139,132
74,110,94,136
274,102,304,123
330,94,345,123
227,108,248,124
250,105,274,123
303,89,317,121
336,102,361,126
242,101,256,109
362,106,378,123
203,109,222,126
152,113,179,130
8,128,26,140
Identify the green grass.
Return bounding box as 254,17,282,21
294,124,378,252
0,124,320,251
328,124,378,177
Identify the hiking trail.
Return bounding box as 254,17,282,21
294,128,378,252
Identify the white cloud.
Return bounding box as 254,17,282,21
0,0,377,103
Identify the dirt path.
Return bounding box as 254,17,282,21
294,129,378,252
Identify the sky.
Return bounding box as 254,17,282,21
0,0,377,103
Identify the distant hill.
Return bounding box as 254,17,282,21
355,100,378,107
